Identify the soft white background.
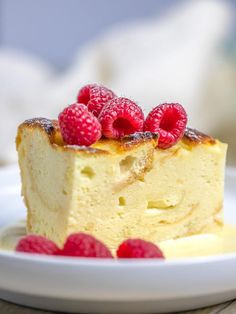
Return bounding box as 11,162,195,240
0,0,235,164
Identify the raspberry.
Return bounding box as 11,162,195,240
59,233,113,258
144,103,187,149
15,235,59,255
99,97,144,139
58,103,101,146
117,239,164,259
77,84,116,117
77,84,97,105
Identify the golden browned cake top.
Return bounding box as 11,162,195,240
17,118,159,155
21,117,57,136
17,117,217,155
183,128,216,145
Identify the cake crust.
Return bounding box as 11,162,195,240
17,118,159,155
184,128,216,145
17,118,217,154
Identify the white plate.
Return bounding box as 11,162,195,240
0,165,236,314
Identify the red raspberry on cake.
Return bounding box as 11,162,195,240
77,84,116,117
58,103,101,146
16,235,59,255
77,84,97,105
99,97,144,139
117,239,164,259
144,103,187,149
59,233,113,258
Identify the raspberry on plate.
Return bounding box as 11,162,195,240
99,97,144,139
16,235,59,255
59,233,113,258
77,84,116,117
117,239,165,259
144,103,187,149
58,103,101,146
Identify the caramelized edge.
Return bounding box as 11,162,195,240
17,118,159,155
183,127,216,145
17,118,217,156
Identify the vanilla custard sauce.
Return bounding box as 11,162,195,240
1,222,236,259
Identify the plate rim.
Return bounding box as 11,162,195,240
1,247,236,267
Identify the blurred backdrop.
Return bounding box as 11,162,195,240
0,0,236,165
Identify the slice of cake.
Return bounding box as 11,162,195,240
16,118,227,249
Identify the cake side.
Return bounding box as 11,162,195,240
17,122,76,244
66,138,226,248
16,119,158,246
16,118,227,249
